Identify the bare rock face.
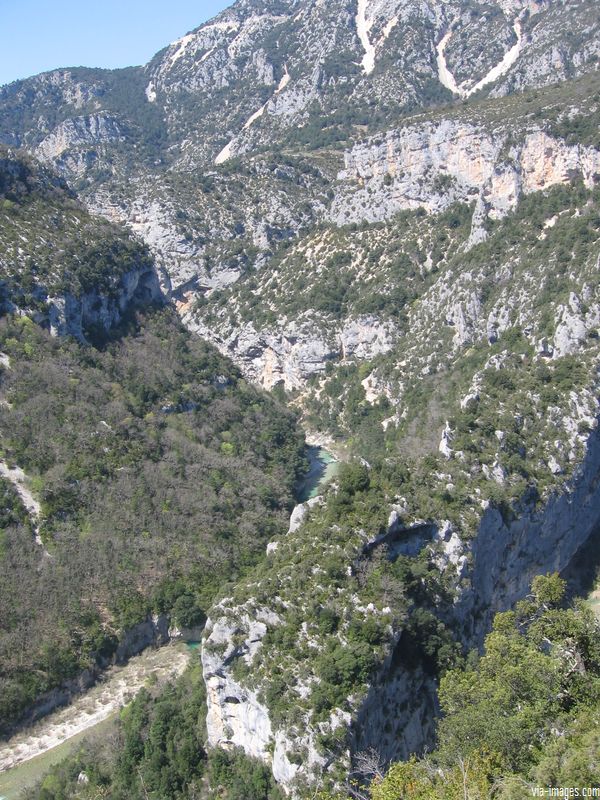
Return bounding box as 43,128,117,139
459,424,600,642
35,114,125,178
553,291,599,358
189,313,396,390
202,605,329,790
168,623,206,643
189,317,336,390
203,609,277,759
287,495,324,535
47,266,163,341
331,123,600,226
351,663,438,766
114,614,171,663
340,316,396,360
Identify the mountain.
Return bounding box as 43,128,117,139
1,0,600,797
1,0,598,309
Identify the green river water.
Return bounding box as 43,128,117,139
297,446,340,502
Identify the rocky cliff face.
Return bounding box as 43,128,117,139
460,423,600,642
332,124,600,227
202,606,330,787
189,313,396,391
34,113,126,179
202,606,439,788
46,265,163,341
201,411,600,793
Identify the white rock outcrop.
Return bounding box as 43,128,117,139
202,607,328,791
189,314,396,390
288,495,323,535
35,114,125,178
438,422,454,459
331,123,600,226
553,292,594,357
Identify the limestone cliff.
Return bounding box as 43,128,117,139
459,424,600,642
35,114,126,179
331,123,600,227
188,314,396,391
202,607,329,787
201,414,600,794
46,265,163,341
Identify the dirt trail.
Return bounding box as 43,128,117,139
0,461,46,549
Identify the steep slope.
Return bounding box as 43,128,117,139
201,319,600,793
0,146,162,339
325,579,600,798
0,152,306,737
196,162,600,793
188,79,600,402
192,88,600,795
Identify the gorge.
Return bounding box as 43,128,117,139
0,0,600,797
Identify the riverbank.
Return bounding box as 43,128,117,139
0,715,117,800
304,430,347,462
0,643,192,798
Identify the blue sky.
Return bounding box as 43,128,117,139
0,1,232,86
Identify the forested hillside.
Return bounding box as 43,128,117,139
0,150,305,735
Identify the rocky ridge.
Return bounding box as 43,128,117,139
1,0,598,314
